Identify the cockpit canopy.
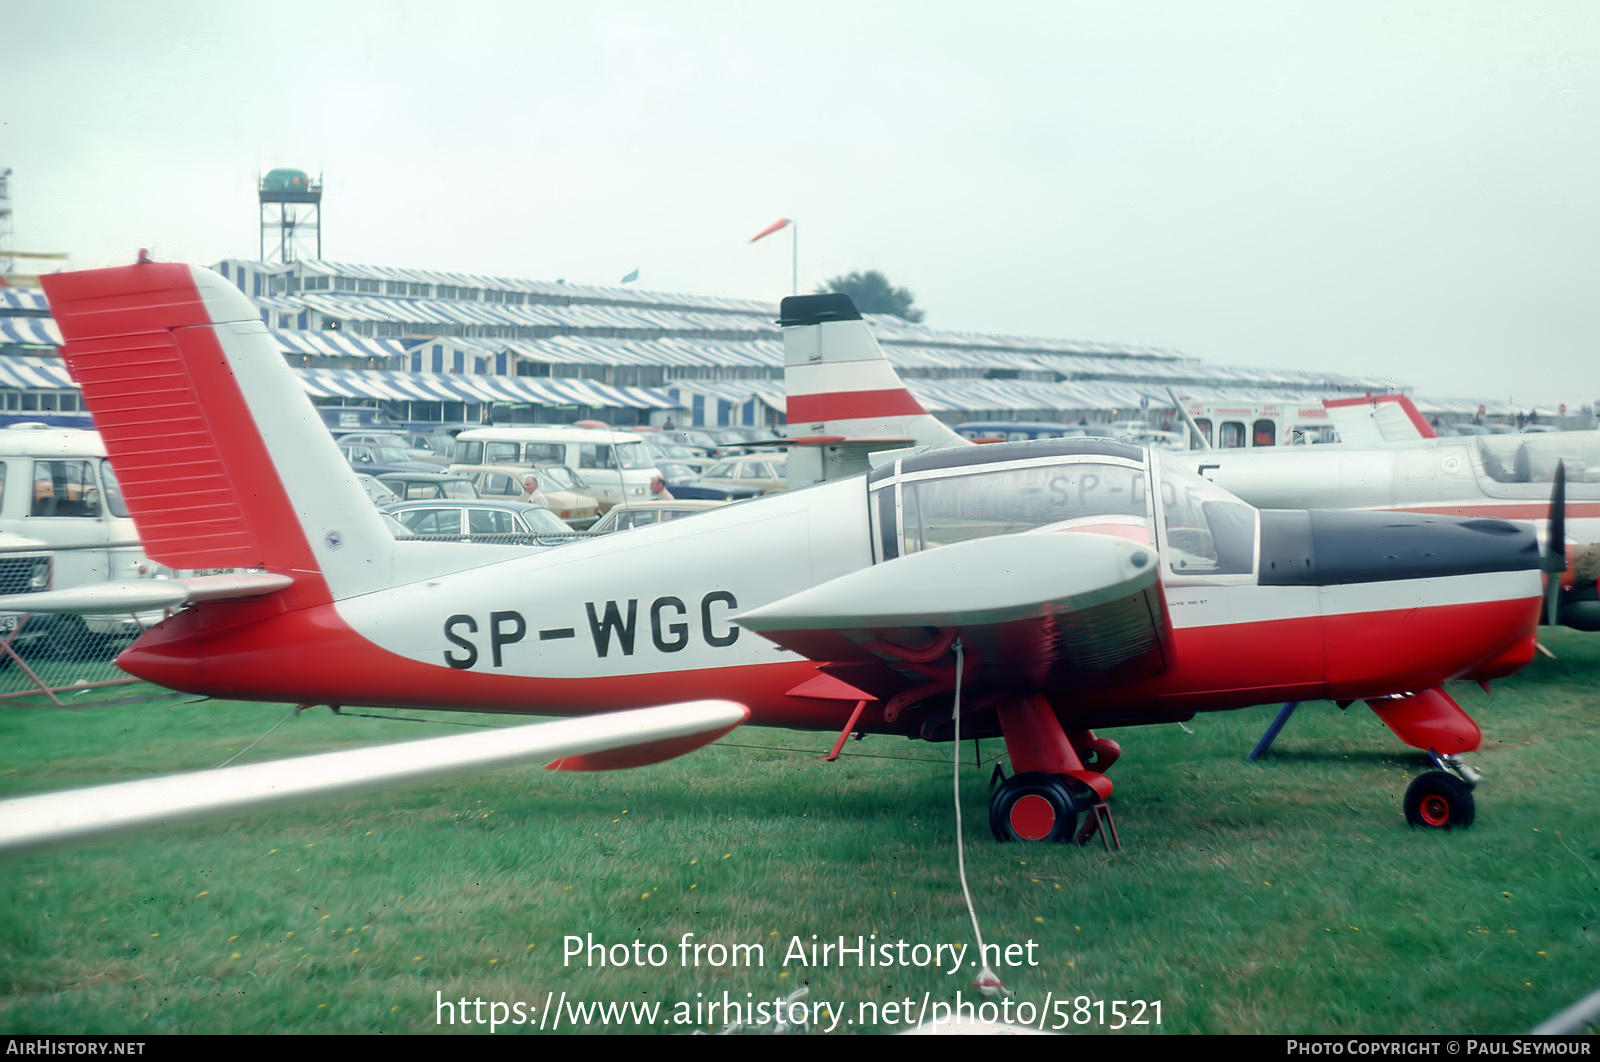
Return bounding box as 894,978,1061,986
866,439,1258,578
1477,433,1600,486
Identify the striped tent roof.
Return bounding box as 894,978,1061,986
0,348,1563,419
0,317,61,346
0,289,51,312
293,368,680,410
272,329,407,361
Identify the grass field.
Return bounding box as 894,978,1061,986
2,630,1598,1035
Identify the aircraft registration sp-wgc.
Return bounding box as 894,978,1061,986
0,264,1561,851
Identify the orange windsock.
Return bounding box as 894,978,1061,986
748,218,792,243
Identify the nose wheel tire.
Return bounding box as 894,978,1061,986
989,772,1079,842
1404,771,1476,829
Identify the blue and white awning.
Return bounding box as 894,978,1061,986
0,317,62,346
271,329,407,361
0,290,52,312
291,368,681,410
0,354,73,389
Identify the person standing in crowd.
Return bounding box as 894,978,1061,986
520,473,550,509
649,474,674,501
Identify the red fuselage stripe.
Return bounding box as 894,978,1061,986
120,592,1538,735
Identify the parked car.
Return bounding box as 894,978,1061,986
339,441,439,476
317,406,399,431
332,431,443,465
658,429,723,456
589,500,728,534
707,427,770,448
395,432,456,465
356,474,400,505
452,464,602,528
653,461,762,502
640,440,717,473
694,454,788,495
450,426,661,508
380,499,575,540
376,471,480,501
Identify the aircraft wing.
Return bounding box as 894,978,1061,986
0,700,748,859
736,532,1174,695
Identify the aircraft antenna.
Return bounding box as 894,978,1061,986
949,639,1009,999
1166,387,1211,451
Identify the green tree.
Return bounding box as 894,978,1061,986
816,270,925,322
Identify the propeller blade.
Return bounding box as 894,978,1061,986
1543,461,1567,626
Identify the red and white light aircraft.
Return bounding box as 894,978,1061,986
0,267,1561,845
785,306,1598,632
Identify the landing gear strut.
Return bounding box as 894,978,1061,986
988,694,1120,845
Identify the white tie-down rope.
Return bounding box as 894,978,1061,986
950,639,1008,998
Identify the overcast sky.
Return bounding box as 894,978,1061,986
6,1,1597,409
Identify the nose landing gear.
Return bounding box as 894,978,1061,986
1403,752,1480,829
988,694,1120,846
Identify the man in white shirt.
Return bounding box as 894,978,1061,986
520,473,550,509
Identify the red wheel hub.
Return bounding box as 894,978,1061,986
1420,794,1451,827
1009,794,1056,841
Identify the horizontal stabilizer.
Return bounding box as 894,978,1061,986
0,700,748,858
1323,394,1436,447
0,572,294,615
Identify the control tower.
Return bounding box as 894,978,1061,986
259,168,322,263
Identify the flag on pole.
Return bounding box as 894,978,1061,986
620,268,639,284
748,218,791,243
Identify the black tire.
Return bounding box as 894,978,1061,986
989,771,1079,843
1404,771,1475,829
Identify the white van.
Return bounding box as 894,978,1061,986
0,426,164,650
449,426,661,509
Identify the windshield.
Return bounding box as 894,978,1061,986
587,441,651,470
1478,434,1600,486
99,460,131,518
1155,456,1258,575
521,507,571,533
885,456,1151,555
537,465,585,490
657,462,698,481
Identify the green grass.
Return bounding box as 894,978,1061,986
2,630,1598,1035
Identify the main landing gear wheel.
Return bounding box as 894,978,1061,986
1404,771,1476,829
989,772,1078,842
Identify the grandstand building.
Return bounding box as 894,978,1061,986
0,255,1488,430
